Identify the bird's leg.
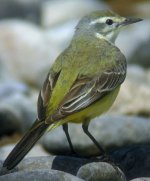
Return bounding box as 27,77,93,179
82,120,124,179
82,120,120,166
62,123,76,154
82,120,106,155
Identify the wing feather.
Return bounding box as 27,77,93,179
37,71,61,121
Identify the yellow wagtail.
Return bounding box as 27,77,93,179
3,10,142,170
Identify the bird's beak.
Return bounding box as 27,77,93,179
120,17,143,26
117,17,143,27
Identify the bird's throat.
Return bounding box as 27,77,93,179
95,31,119,44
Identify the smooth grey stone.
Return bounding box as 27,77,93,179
0,160,17,176
130,178,150,181
0,60,15,81
0,82,29,100
17,156,54,172
0,107,21,136
42,115,150,156
0,169,84,181
0,93,36,135
0,0,41,24
0,82,32,135
77,162,126,181
0,20,59,87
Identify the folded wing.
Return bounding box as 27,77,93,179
51,60,126,120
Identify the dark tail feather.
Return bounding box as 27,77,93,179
3,120,49,170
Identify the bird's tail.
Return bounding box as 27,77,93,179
3,119,49,170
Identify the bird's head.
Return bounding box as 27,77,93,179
75,10,142,43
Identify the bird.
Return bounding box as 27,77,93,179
3,10,142,170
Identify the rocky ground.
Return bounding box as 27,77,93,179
0,0,150,181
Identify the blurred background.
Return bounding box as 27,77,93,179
0,0,150,159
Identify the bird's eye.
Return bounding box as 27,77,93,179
106,19,113,25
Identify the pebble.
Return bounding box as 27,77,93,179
0,0,41,24
0,93,37,136
130,178,150,181
77,162,126,181
0,169,84,181
0,20,59,87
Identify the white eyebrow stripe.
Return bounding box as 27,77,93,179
90,17,114,25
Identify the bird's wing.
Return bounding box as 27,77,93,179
37,71,61,121
51,60,126,120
